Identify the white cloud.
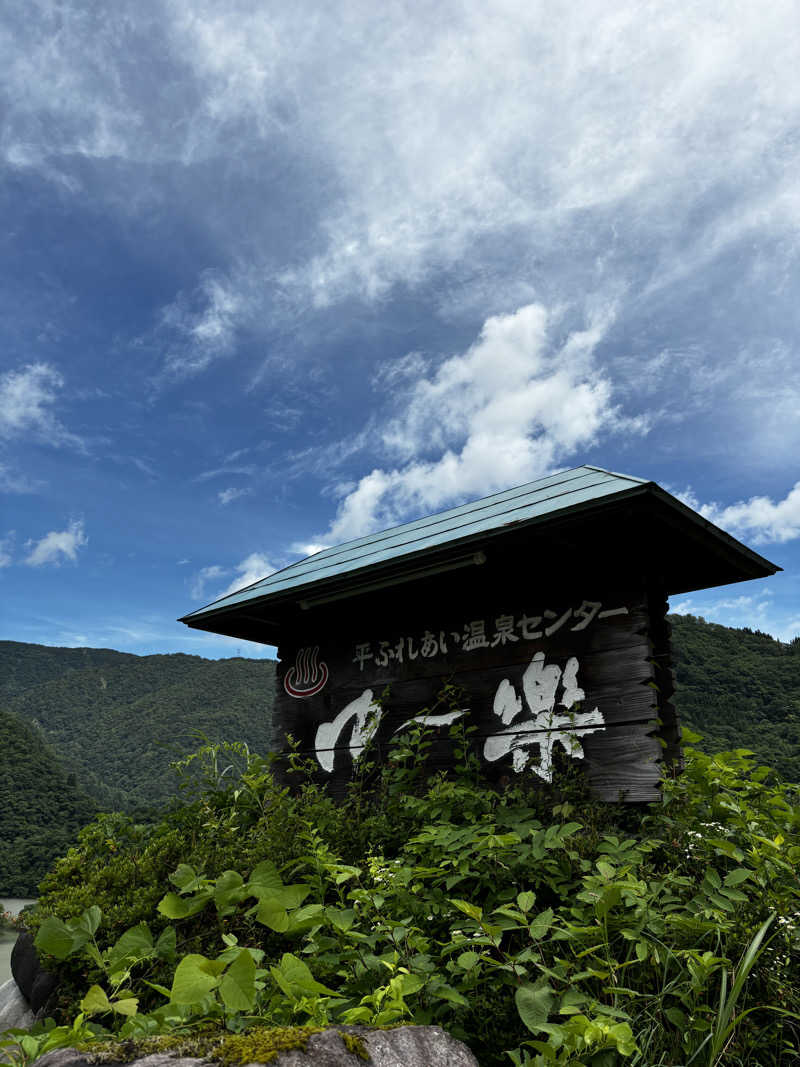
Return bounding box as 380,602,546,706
24,519,88,566
319,302,633,542
218,553,275,598
189,564,227,601
218,486,253,506
678,482,800,545
670,591,799,643
159,273,245,378
0,463,41,493
190,553,276,603
194,465,257,483
0,362,82,447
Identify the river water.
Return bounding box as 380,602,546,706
0,899,36,985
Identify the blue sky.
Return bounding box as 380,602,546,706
2,0,799,659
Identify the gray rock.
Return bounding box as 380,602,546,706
0,977,35,1034
30,1026,480,1067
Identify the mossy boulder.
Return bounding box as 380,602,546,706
31,1026,479,1067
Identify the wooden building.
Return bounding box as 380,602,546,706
180,466,779,801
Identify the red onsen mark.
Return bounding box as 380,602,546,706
283,645,329,698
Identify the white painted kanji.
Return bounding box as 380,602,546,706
484,652,605,780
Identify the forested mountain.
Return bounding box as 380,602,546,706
1,642,277,894
670,614,800,780
0,707,96,895
1,643,277,810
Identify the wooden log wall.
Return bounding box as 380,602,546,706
269,560,681,803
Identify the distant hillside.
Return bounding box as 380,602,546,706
670,614,800,780
0,707,96,896
0,641,277,810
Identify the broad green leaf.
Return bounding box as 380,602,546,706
253,896,290,932
169,864,203,891
80,985,111,1015
155,926,177,962
170,954,223,1004
517,891,536,913
74,906,102,937
287,903,325,933
219,949,257,1012
723,868,751,887
327,906,356,932
457,951,480,970
450,899,482,921
214,870,245,914
247,860,283,894
35,917,84,960
271,952,337,996
111,998,139,1017
275,884,312,910
430,982,467,1006
515,981,555,1035
108,923,154,968
596,861,615,880
529,907,554,939
157,890,211,919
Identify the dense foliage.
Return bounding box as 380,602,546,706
0,709,96,897
7,723,800,1067
670,615,800,780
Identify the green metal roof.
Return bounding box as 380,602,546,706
182,464,727,624
180,463,781,647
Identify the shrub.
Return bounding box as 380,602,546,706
8,727,800,1067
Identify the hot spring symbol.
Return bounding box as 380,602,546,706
283,646,329,698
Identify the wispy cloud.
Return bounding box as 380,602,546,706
189,564,227,601
0,463,42,494
189,553,275,603
159,273,245,379
217,487,253,506
194,465,257,483
24,519,88,567
0,362,83,449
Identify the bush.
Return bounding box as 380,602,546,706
9,727,800,1067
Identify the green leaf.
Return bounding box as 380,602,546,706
74,906,102,937
516,980,555,1035
214,870,245,915
457,951,480,970
111,998,139,1017
450,899,482,921
327,906,356,932
271,952,338,997
169,863,203,891
80,985,111,1015
219,949,257,1012
247,860,284,894
723,868,752,887
170,954,223,1005
430,981,467,1006
517,891,536,913
253,895,290,932
35,917,84,960
157,890,211,919
596,861,616,880
155,926,177,962
108,923,154,968
529,907,554,939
